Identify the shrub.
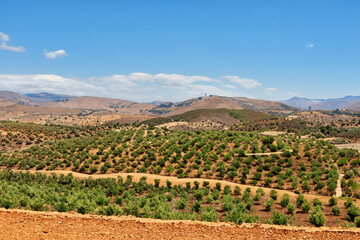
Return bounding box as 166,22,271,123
355,217,360,228
201,207,218,222
256,188,265,196
223,185,232,195
0,195,18,209
271,211,290,225
29,197,47,211
301,201,311,213
154,179,160,187
287,203,295,215
241,196,252,209
313,198,323,209
347,205,360,221
192,200,202,212
280,194,290,207
205,195,213,204
100,165,108,173
270,190,277,200
222,195,234,211
327,182,337,193
296,194,305,207
234,186,241,195
264,199,274,211
211,189,220,200
345,198,353,209
225,202,258,224
302,180,311,192
329,196,337,206
265,177,273,186
309,206,326,227
331,206,341,216
252,193,261,204
337,158,349,167
194,189,204,201
176,198,187,209
54,202,67,212
203,181,210,188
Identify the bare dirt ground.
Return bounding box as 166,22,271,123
259,131,288,136
0,208,360,240
334,143,360,151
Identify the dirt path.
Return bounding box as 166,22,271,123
245,149,292,156
0,208,359,240
11,169,355,207
336,174,345,197
245,151,284,156
334,143,360,151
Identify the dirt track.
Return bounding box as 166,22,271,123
0,208,360,240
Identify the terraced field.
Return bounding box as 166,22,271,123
1,122,360,229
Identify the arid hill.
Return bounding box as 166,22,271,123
345,100,360,112
0,91,300,125
0,102,83,121
0,91,37,106
142,108,276,127
150,96,298,116
41,96,154,114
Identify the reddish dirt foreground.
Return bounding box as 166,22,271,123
1,209,360,240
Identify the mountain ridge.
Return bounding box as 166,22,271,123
283,95,360,110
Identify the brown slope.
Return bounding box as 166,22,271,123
42,96,134,109
150,96,298,116
0,103,83,121
0,99,16,107
222,96,298,112
0,91,37,106
41,96,154,114
345,100,360,111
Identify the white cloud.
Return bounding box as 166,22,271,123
265,87,279,94
306,43,315,48
221,75,262,89
0,74,103,97
44,49,68,59
224,84,237,89
0,73,239,102
0,32,26,52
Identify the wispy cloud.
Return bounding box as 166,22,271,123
265,87,279,94
0,32,26,52
221,75,262,89
306,43,315,48
224,84,237,89
44,49,68,59
0,74,103,97
0,73,241,102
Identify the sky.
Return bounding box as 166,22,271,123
0,0,359,102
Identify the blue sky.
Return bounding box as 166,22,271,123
0,0,359,102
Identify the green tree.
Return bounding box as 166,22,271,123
309,206,326,227
280,194,290,207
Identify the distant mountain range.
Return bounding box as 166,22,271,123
0,91,298,117
0,91,76,106
2,91,360,114
2,90,360,126
283,96,360,111
24,92,77,103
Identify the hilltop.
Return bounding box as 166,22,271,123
141,108,276,127
0,91,299,125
